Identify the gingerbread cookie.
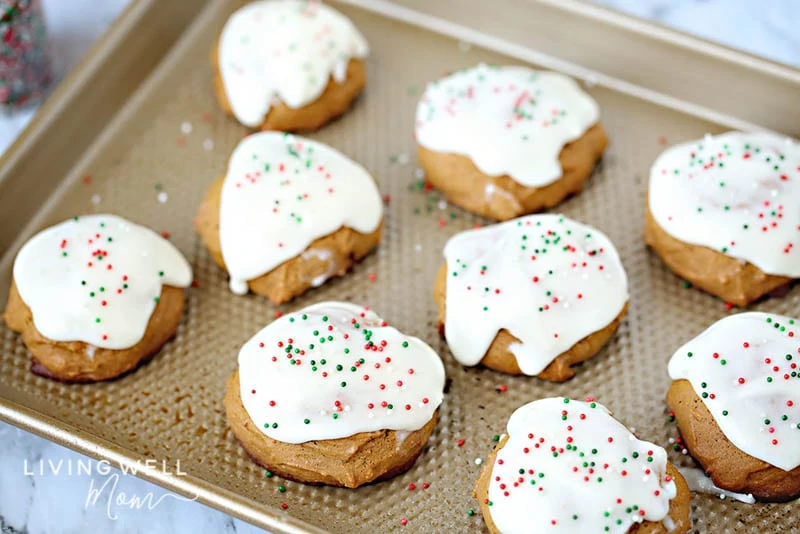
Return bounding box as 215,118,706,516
434,214,628,381
3,215,192,382
215,0,368,131
646,132,799,306
667,312,800,501
415,64,607,220
195,132,382,303
224,302,445,488
475,397,691,533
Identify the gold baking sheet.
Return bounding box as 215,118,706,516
1,0,799,532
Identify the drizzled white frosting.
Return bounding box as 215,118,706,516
218,132,382,295
677,467,755,504
669,312,800,471
416,64,600,187
443,214,628,375
238,302,445,444
12,214,192,350
649,132,800,277
218,0,369,127
486,398,677,534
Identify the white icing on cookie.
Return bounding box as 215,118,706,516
219,132,382,295
677,467,755,504
218,0,369,127
668,312,800,471
443,214,628,375
12,215,192,350
416,64,600,187
487,398,677,533
649,131,800,277
238,302,445,444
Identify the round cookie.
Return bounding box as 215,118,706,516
415,64,607,220
434,214,628,381
215,0,368,131
667,312,800,501
2,214,192,382
475,397,691,534
224,302,445,488
646,131,800,306
195,132,382,303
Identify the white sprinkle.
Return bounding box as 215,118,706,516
344,405,351,412
157,192,168,204
414,244,422,253
474,458,482,465
414,168,425,179
397,153,409,165
785,137,794,146
704,133,713,142
438,200,447,210
91,194,101,205
458,40,472,52
668,438,675,444
181,121,193,134
203,138,214,151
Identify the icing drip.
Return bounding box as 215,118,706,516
487,398,676,533
668,312,800,471
218,0,369,127
443,214,628,375
301,248,335,287
415,64,600,187
649,131,800,277
238,302,445,444
12,214,192,349
677,467,755,504
219,132,382,294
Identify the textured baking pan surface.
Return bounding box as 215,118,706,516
0,1,798,532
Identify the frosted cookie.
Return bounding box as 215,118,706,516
475,398,691,534
195,132,382,303
224,302,445,487
214,0,368,131
667,312,800,501
646,132,800,306
415,64,607,221
3,215,192,382
434,214,628,381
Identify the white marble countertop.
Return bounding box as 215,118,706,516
1,1,798,533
